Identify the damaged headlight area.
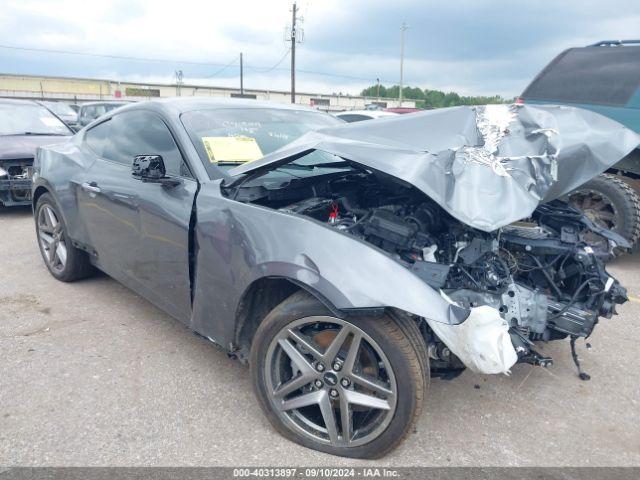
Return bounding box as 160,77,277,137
231,168,627,378
0,160,33,206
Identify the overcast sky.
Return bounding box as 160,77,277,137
1,0,639,98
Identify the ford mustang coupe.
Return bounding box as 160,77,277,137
32,98,637,458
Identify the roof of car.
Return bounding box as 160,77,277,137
144,97,321,115
80,101,131,107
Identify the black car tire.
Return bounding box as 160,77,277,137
250,291,428,459
568,173,640,254
35,193,94,282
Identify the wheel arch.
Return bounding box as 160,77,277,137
32,184,50,211
31,182,71,231
233,276,347,361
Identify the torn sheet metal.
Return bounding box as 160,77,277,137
230,104,640,232
428,293,518,374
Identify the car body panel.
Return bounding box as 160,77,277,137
75,156,198,322
32,98,629,376
33,99,468,352
523,99,640,133
190,180,466,347
230,104,640,232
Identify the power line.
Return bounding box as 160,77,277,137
246,49,290,73
0,43,234,68
297,68,392,83
0,42,392,84
203,55,239,78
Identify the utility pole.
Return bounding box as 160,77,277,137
376,78,380,100
290,2,297,103
175,70,183,96
240,52,244,96
286,2,303,103
399,22,408,106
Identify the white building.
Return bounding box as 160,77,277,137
0,73,416,112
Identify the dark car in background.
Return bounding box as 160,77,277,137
519,40,640,249
0,99,73,207
37,100,80,131
77,101,130,128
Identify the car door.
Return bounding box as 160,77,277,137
76,110,198,322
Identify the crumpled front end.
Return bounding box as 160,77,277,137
0,159,33,206
225,104,635,378
421,200,627,376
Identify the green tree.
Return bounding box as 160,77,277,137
360,84,511,108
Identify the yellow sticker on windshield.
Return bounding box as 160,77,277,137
202,136,263,164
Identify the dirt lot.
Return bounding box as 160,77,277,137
1,205,639,466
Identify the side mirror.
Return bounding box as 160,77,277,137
132,155,181,187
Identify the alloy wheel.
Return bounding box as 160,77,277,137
37,204,68,273
264,316,397,448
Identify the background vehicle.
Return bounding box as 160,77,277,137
519,40,640,249
37,100,80,131
77,101,130,127
33,99,630,458
383,107,421,114
0,99,72,207
335,109,397,122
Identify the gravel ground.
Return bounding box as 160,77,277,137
1,206,639,466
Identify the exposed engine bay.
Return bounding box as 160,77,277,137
233,168,628,378
0,159,33,206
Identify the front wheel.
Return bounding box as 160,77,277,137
250,291,428,459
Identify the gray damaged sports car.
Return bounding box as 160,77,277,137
33,98,639,458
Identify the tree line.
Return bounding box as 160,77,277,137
360,84,512,108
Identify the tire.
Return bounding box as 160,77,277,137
35,193,94,282
250,291,428,459
568,173,640,253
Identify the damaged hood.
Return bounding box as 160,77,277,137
0,135,71,161
230,104,640,232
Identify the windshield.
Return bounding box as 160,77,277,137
181,107,343,179
43,102,76,116
0,103,71,136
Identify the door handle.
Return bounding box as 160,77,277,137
81,182,101,194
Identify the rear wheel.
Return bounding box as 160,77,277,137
35,193,94,282
567,173,640,252
250,291,427,458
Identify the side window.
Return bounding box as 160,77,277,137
84,120,111,157
103,111,191,177
94,105,107,118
